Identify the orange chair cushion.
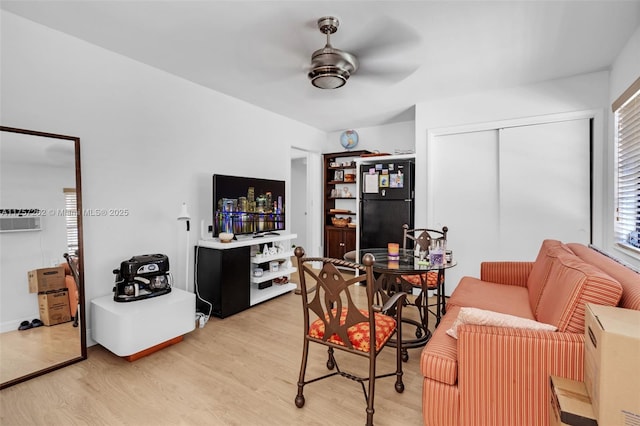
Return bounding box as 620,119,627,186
65,275,78,317
308,308,396,353
400,271,441,288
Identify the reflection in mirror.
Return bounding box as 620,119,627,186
0,126,86,389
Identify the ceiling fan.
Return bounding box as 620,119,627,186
308,16,358,89
307,16,421,90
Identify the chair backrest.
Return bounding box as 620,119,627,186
294,247,386,354
402,224,448,252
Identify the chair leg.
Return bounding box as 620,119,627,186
326,347,336,370
395,315,405,393
295,339,309,408
73,303,80,327
366,357,376,426
414,289,426,338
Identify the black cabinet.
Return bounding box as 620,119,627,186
195,246,250,318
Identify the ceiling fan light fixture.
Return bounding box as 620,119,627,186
308,66,350,89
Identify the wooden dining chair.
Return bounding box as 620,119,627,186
294,246,407,426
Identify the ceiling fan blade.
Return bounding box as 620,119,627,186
346,17,421,60
247,16,316,84
355,64,420,84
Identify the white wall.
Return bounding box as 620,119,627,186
1,11,325,338
608,25,640,266
324,121,415,154
414,71,631,268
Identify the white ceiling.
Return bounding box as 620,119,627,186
2,1,639,132
1,131,75,168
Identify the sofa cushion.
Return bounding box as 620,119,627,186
527,240,573,314
446,307,557,339
447,277,535,319
420,305,461,386
567,243,640,310
536,252,623,333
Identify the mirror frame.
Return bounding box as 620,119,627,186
0,125,86,389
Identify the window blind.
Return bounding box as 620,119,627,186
614,83,640,250
63,188,79,254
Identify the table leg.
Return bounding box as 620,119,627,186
377,273,432,361
434,269,447,327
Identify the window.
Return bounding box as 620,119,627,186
613,77,640,252
63,188,78,254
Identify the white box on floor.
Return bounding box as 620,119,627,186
91,288,195,357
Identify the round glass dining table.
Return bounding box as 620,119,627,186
356,248,457,359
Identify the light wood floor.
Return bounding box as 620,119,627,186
1,320,82,384
0,284,434,426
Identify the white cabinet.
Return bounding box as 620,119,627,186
91,288,195,357
250,249,297,305
250,250,297,283
196,234,297,316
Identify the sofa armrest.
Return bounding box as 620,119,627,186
480,261,534,287
457,324,584,426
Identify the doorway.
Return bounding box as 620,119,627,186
290,147,321,257
291,153,308,250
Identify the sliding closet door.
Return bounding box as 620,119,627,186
499,119,591,260
429,129,500,292
428,118,591,295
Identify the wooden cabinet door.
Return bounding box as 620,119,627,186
325,227,343,258
344,229,356,254
325,227,357,258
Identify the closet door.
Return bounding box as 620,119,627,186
429,129,500,292
428,118,591,295
498,119,591,260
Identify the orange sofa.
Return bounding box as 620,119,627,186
420,240,640,426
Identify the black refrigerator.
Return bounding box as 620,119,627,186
359,160,415,250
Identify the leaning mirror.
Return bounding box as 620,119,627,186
0,126,86,389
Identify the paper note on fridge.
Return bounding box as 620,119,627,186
364,173,379,193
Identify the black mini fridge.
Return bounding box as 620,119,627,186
359,160,415,250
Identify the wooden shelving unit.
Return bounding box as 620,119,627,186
323,150,370,258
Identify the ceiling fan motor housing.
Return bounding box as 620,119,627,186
317,16,339,34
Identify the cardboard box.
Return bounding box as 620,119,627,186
38,289,71,326
584,303,640,426
28,266,65,293
549,375,598,426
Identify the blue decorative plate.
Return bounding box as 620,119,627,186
340,130,359,150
